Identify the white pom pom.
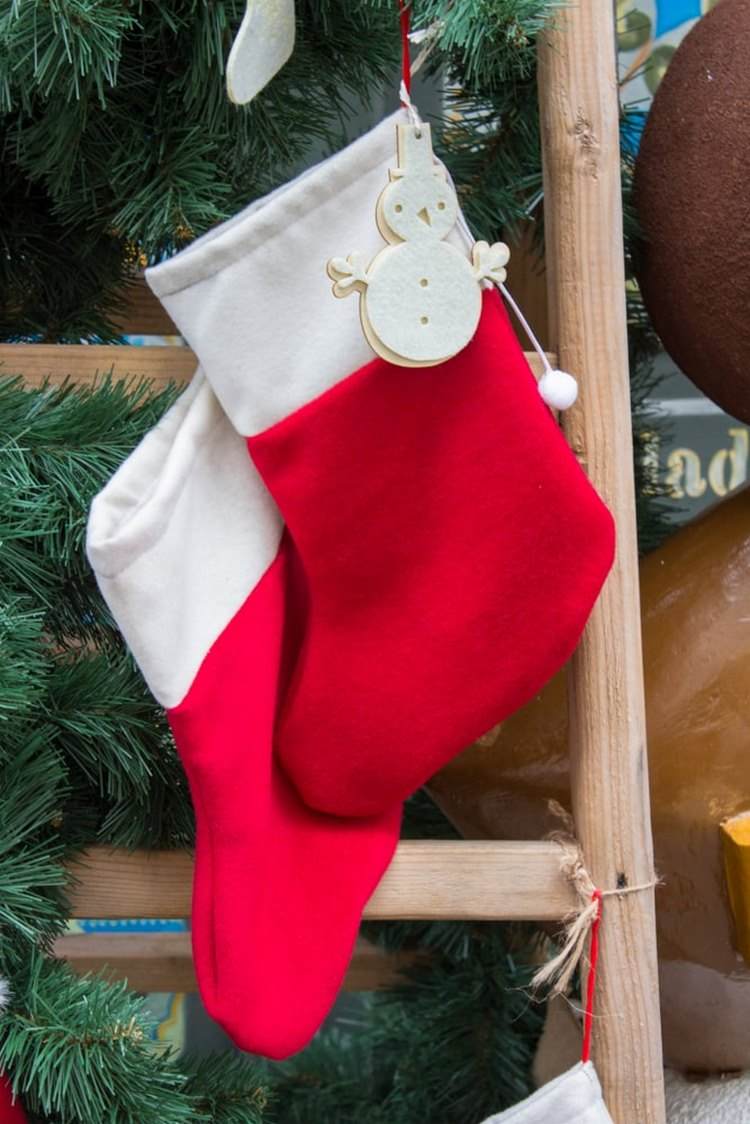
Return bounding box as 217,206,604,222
538,368,578,410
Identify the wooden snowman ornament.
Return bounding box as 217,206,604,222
327,123,511,368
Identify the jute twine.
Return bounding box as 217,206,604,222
531,804,661,1000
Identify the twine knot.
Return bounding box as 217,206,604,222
531,831,660,999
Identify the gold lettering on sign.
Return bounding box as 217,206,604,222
639,428,661,497
666,428,749,500
707,428,748,497
666,448,707,499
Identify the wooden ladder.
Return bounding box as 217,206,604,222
2,4,666,1120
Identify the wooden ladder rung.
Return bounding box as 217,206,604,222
67,841,577,922
1,344,554,391
54,930,423,994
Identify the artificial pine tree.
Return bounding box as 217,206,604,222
0,3,670,1120
0,374,271,1123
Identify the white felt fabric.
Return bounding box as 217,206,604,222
363,241,481,364
480,1063,613,1124
145,110,473,437
86,370,282,707
665,1068,750,1123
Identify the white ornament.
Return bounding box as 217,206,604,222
327,123,510,368
226,0,295,106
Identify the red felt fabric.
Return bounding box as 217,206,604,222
167,533,400,1058
0,1077,27,1124
249,288,615,817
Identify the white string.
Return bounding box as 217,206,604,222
452,207,553,375
497,282,554,376
398,79,423,132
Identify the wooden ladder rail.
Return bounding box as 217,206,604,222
537,3,665,1121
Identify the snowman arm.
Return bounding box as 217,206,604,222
472,240,510,286
327,252,369,298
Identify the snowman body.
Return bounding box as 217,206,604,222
364,242,480,365
327,124,509,368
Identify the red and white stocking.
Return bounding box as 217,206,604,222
146,111,615,820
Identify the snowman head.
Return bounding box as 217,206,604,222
377,124,457,244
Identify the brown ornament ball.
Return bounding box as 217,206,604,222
634,0,750,424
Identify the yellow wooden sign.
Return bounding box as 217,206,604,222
721,812,750,964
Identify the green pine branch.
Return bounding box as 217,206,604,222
1,951,271,1124
0,1,134,110
182,1054,269,1124
3,955,194,1124
417,0,559,88
0,373,193,851
0,374,178,641
0,598,48,725
0,736,69,949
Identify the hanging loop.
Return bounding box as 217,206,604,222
397,1,422,133
398,0,411,96
581,889,603,1064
